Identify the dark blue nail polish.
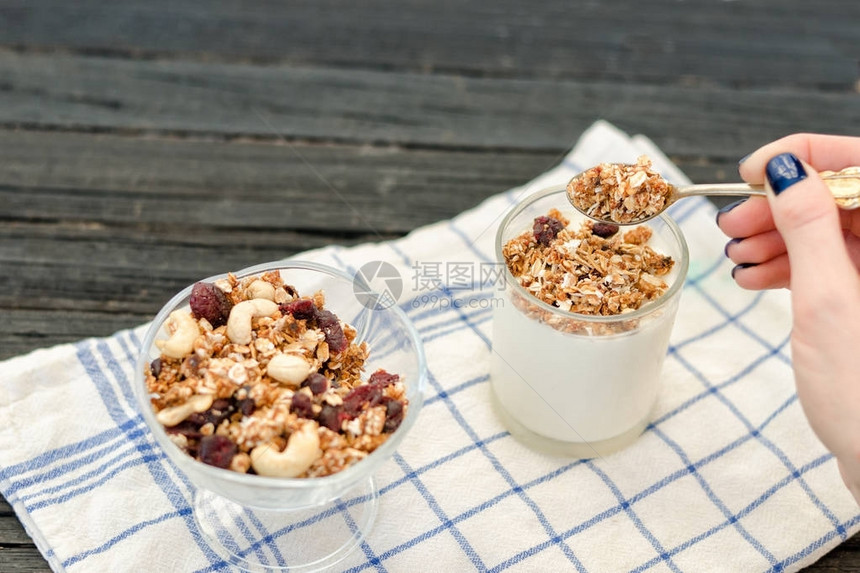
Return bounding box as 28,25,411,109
715,199,748,224
724,237,743,258
731,263,757,279
765,152,807,195
738,153,752,167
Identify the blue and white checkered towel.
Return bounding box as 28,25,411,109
2,121,858,572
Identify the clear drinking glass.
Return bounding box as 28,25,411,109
490,186,689,457
135,260,427,572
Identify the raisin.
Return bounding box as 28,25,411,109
236,397,255,417
368,369,399,388
343,384,383,418
592,223,620,238
303,373,329,395
318,403,345,432
383,398,405,433
181,354,202,378
186,412,207,426
209,400,233,425
291,392,314,420
150,358,162,378
165,420,202,439
189,282,233,327
211,398,231,412
532,215,565,246
199,435,237,469
183,399,235,429
279,298,316,320
315,309,348,354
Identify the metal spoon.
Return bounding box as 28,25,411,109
566,165,860,225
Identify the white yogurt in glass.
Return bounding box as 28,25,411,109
490,186,688,457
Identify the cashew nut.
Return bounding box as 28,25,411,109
247,280,276,301
156,310,200,359
250,424,321,477
156,394,214,427
226,299,279,344
267,353,313,387
273,286,290,304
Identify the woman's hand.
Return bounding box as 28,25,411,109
716,133,860,503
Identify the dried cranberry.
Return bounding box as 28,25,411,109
291,392,314,419
150,358,162,378
318,403,345,432
315,309,348,354
383,398,405,433
199,435,237,469
303,373,329,395
279,298,317,320
368,370,399,388
343,384,383,418
592,223,620,238
189,282,233,327
533,215,564,246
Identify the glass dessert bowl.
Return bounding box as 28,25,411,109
134,260,427,572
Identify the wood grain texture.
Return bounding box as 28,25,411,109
0,499,51,572
1,53,858,159
0,547,52,573
1,0,857,89
0,518,34,546
0,130,551,233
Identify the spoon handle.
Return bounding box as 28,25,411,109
678,183,765,198
678,167,860,209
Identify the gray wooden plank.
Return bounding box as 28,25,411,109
0,222,377,317
0,518,33,546
1,53,858,159
0,498,49,572
0,0,856,89
0,547,51,573
0,130,552,233
809,533,860,572
0,309,149,361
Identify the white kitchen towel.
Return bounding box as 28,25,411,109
2,120,858,573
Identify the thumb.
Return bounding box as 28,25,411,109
764,152,856,298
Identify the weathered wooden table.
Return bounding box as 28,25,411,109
1,1,858,570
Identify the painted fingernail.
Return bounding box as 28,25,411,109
731,263,757,279
765,152,807,195
738,153,752,167
724,237,744,258
715,199,748,224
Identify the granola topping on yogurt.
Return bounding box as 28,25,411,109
502,208,674,316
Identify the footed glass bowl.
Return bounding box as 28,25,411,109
134,260,427,572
